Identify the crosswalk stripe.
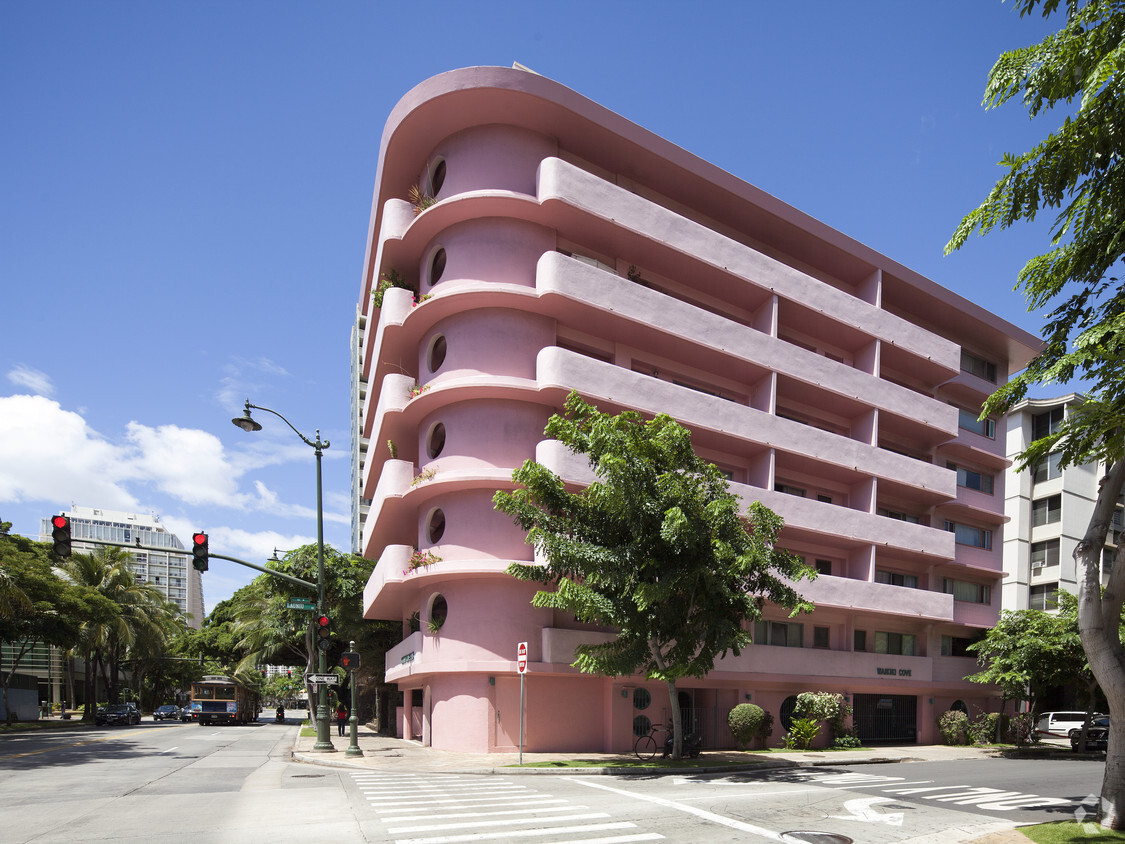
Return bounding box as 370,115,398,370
396,821,638,844
389,811,610,833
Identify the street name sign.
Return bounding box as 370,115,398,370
286,599,316,611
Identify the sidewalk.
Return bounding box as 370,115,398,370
291,722,1005,775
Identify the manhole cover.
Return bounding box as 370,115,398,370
780,833,853,844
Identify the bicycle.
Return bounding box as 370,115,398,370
633,723,667,761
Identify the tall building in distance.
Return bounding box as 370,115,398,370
1002,394,1121,613
41,506,205,628
352,67,1042,752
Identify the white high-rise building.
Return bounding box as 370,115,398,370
41,506,205,628
1002,394,1121,612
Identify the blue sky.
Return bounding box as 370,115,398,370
1,1,1060,612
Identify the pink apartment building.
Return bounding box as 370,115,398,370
352,67,1041,753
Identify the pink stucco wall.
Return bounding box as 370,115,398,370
357,67,1043,754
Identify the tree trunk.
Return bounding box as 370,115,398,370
1076,459,1125,829
82,650,95,720
665,678,682,760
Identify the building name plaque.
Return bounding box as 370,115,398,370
876,667,912,677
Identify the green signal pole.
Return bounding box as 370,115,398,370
346,640,363,757
233,399,334,752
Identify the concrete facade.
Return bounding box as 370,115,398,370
1002,394,1120,613
352,67,1042,753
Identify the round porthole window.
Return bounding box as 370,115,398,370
780,694,799,731
429,158,447,196
427,509,446,543
633,688,651,711
430,594,448,628
428,423,446,459
633,715,652,738
428,335,447,372
429,247,447,287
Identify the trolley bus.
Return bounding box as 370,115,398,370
190,675,258,725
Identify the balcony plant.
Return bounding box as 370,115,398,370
409,184,436,214
372,269,412,308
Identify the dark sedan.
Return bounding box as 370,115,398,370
1071,716,1109,751
153,704,181,721
97,703,141,726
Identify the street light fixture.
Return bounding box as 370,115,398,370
232,398,334,752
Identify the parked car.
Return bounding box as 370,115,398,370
1070,716,1110,751
153,704,181,721
1035,711,1102,739
181,702,201,722
98,703,141,726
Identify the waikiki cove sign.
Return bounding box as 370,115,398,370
876,667,912,677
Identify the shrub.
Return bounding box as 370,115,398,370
728,704,766,749
833,735,862,749
938,710,969,745
783,716,821,750
795,691,854,743
758,710,774,745
968,711,1007,745
1009,712,1037,746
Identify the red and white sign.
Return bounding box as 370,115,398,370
516,641,528,674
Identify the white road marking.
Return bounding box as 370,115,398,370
395,821,639,843
829,796,904,826
568,777,784,841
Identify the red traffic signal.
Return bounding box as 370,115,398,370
50,515,72,557
315,615,331,651
191,532,209,572
340,651,360,671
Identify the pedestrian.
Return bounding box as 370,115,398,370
336,702,348,736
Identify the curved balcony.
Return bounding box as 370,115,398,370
537,346,955,507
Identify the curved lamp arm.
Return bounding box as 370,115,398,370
232,399,329,454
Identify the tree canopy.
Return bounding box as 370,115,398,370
947,0,1125,827
494,391,812,757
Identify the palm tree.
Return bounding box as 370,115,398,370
55,546,170,719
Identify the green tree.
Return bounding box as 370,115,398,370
966,608,1078,713
226,544,388,721
946,0,1125,826
494,392,812,759
0,526,115,722
56,546,167,718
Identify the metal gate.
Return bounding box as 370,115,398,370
853,694,917,743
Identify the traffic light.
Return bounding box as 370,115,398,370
50,515,72,557
315,615,332,651
191,532,208,572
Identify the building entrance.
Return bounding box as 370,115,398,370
853,693,917,743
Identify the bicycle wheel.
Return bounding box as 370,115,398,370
634,734,658,761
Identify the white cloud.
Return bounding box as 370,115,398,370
0,395,138,509
7,365,55,397
124,422,244,507
161,514,314,563
0,395,344,526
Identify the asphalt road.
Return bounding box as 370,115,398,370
0,720,1105,843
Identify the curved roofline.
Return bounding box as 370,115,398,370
360,66,1041,367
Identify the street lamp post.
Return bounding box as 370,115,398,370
232,398,335,752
